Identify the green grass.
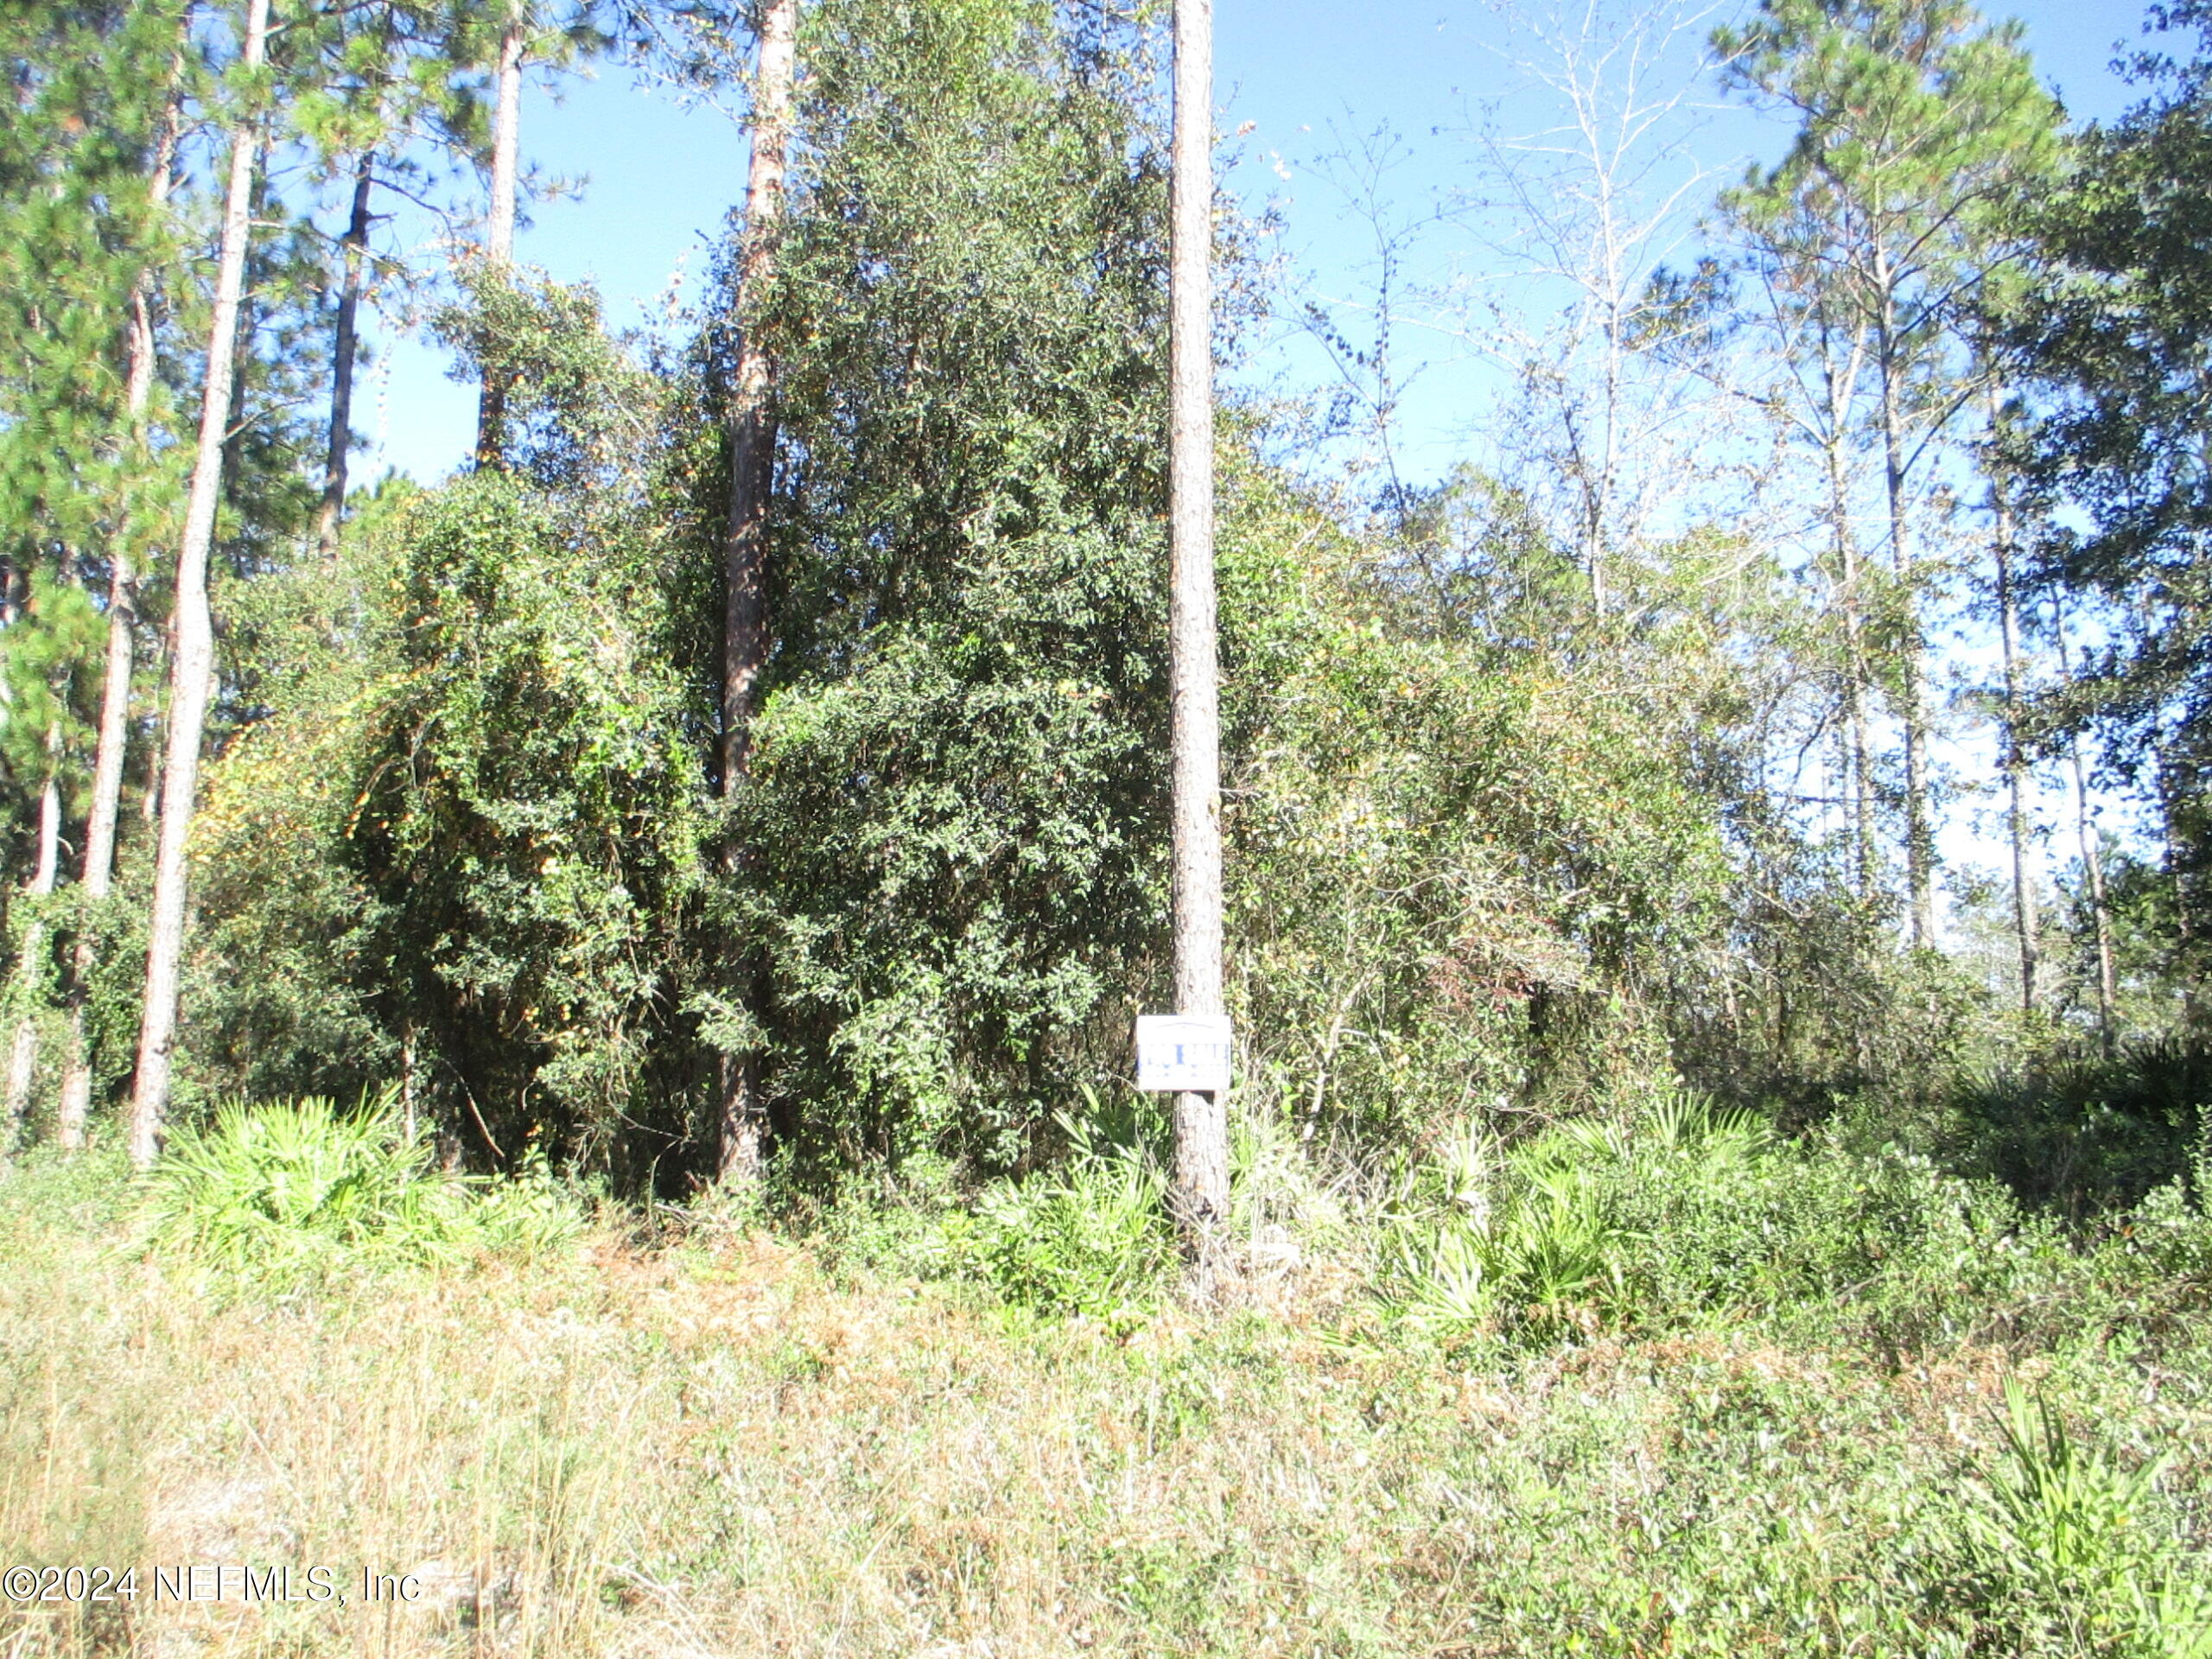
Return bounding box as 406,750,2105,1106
1,1094,2208,1656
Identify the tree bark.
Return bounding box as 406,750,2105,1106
2070,734,2119,1049
1875,286,1936,949
57,556,136,1151
2052,607,2119,1050
474,5,524,469
126,0,270,1169
1167,0,1229,1285
714,0,798,1186
1986,392,2038,1015
1822,414,1874,899
316,155,375,561
3,740,63,1150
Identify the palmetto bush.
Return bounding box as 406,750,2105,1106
1389,1089,1749,1344
1384,1084,2089,1350
1959,1378,2212,1656
137,1093,576,1281
923,1112,1177,1325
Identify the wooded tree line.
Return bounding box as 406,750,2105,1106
2,0,2209,1205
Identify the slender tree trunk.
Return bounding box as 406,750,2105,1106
1167,0,1229,1284
58,556,137,1150
1823,427,1874,899
1875,296,1935,948
219,163,270,500
55,68,181,1152
1986,394,2038,1014
2070,734,2119,1049
1589,246,1623,618
2053,609,2119,1050
474,6,524,470
316,156,375,561
126,0,270,1170
714,0,798,1185
3,743,63,1150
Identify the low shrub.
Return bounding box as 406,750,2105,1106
136,1093,580,1284
1383,1086,2101,1351
950,1116,1176,1325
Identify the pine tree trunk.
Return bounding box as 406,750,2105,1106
1875,296,1935,949
3,746,63,1151
55,84,178,1152
57,557,136,1151
126,0,270,1169
715,0,798,1185
1987,397,2038,1014
2053,609,2119,1051
2071,736,2120,1049
474,6,524,470
1823,428,1875,899
316,156,374,561
1167,0,1229,1287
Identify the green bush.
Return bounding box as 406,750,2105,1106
1385,1087,2075,1351
137,1094,579,1283
2126,1157,2212,1285
1954,1039,2212,1222
936,1114,1176,1325
1954,1378,2212,1657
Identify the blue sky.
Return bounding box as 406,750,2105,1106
356,0,2149,486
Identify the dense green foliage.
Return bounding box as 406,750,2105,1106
7,0,2212,1651
715,0,1177,1175
137,1091,578,1281
2006,1,2212,976
0,0,185,566
0,0,2205,1338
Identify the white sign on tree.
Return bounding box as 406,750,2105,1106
1135,1014,1232,1095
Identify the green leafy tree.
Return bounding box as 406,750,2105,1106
0,0,193,1147
2005,1,2212,1006
194,273,714,1176
698,0,1176,1182
0,0,188,578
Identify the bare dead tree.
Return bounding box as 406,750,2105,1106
1439,0,1738,611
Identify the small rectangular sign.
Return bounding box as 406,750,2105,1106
1134,1014,1232,1094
